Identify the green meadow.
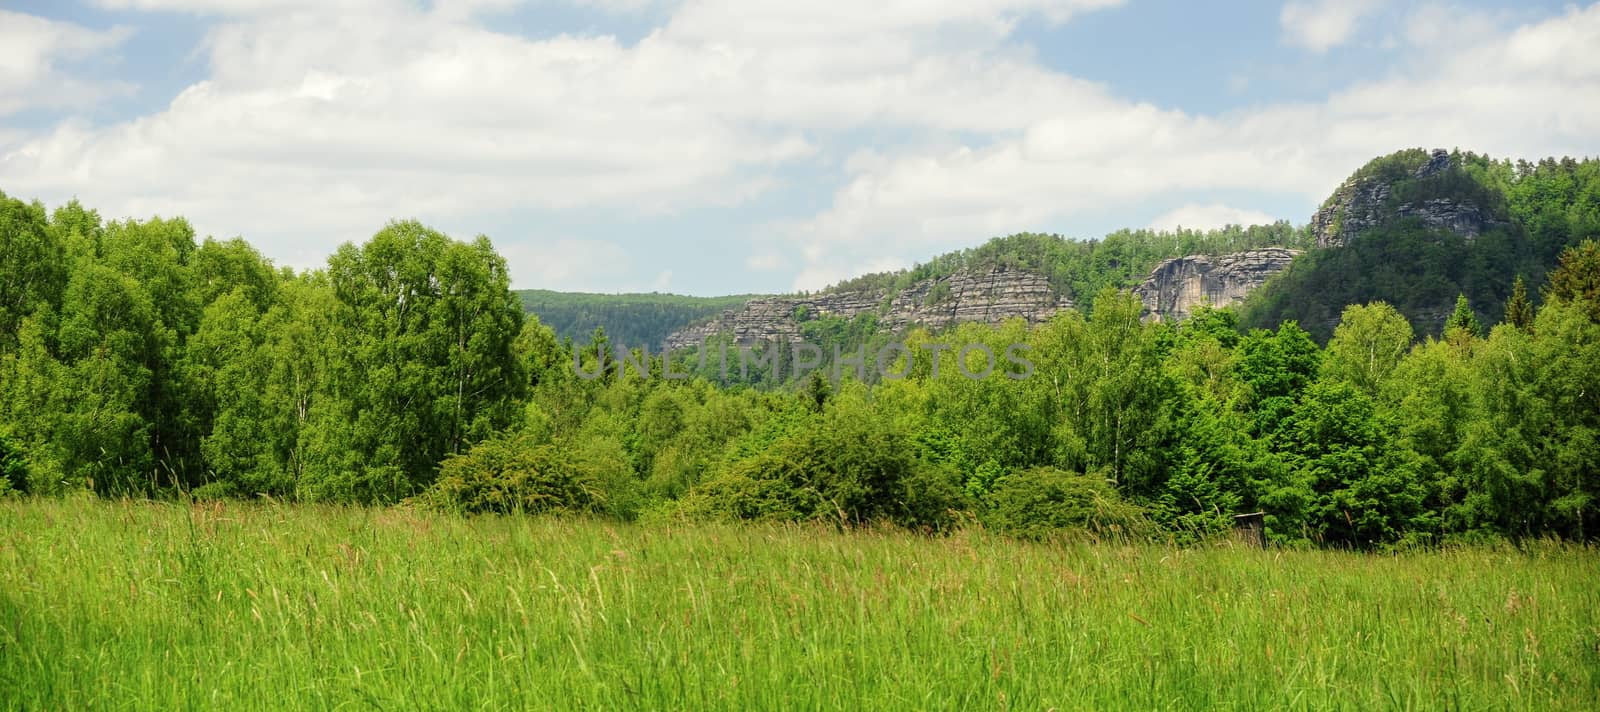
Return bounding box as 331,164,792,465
1,498,1596,710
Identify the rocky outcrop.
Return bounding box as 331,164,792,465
1311,148,1503,248
665,248,1304,348
881,267,1065,331
663,266,1071,350
1134,248,1301,323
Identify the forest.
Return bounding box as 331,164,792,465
520,222,1310,351
820,221,1312,301
1242,151,1600,339
517,289,761,348
2,182,1598,548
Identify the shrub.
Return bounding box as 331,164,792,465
190,481,238,501
0,433,28,495
982,467,1150,541
420,434,605,515
688,403,966,530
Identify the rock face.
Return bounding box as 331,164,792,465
1133,248,1302,323
664,249,1304,349
881,267,1065,331
1311,148,1502,248
663,267,1071,350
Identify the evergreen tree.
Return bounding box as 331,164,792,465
1444,294,1482,338
1545,240,1600,321
1504,275,1535,329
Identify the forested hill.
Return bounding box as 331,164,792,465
532,225,1312,349
525,148,1598,349
818,224,1311,305
1239,149,1600,340
517,290,763,348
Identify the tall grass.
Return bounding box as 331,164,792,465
2,497,1596,710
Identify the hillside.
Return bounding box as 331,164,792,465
666,225,1310,351
1239,148,1600,340
517,290,764,348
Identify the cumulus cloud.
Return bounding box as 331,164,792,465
497,237,634,292
1,0,1125,286
1280,0,1382,52
0,11,134,116
1,0,1597,293
1148,204,1279,232
783,4,1600,282
90,0,400,14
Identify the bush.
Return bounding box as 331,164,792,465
190,481,238,501
687,403,967,530
982,467,1150,541
0,433,28,495
420,434,606,515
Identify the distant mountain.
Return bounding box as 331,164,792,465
517,290,765,349
520,148,1600,350
1239,148,1600,340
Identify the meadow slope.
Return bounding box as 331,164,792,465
1,499,1596,710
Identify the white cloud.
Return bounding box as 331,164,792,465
498,238,633,291
90,0,401,14
650,269,673,291
0,11,134,116
2,0,1598,294
781,4,1600,280
0,0,1125,289
745,253,784,271
1280,0,1382,52
792,256,909,293
1148,204,1278,232
1403,3,1507,48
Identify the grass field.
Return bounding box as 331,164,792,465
1,498,1596,710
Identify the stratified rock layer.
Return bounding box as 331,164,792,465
663,267,1071,349
664,248,1304,349
1311,148,1504,248
1133,248,1302,323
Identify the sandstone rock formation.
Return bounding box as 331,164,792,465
1311,148,1503,248
1133,248,1301,323
664,248,1305,349
663,267,1072,349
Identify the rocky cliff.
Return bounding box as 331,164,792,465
663,266,1072,349
1133,248,1302,323
1311,148,1504,248
665,248,1303,348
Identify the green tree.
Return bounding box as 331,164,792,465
1235,321,1322,441
1544,239,1600,321
1444,294,1482,338
1035,289,1178,497
302,222,527,502
0,192,67,353
1504,275,1535,329
1268,380,1431,547
1322,302,1414,395
1456,301,1600,539
1,264,157,494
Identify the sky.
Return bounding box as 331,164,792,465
1,1,1598,295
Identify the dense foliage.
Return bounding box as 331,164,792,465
519,289,761,348
0,192,526,501
529,224,1308,354
2,184,1597,548
824,223,1311,303
1241,150,1600,340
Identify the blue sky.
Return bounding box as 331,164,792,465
2,1,1597,295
